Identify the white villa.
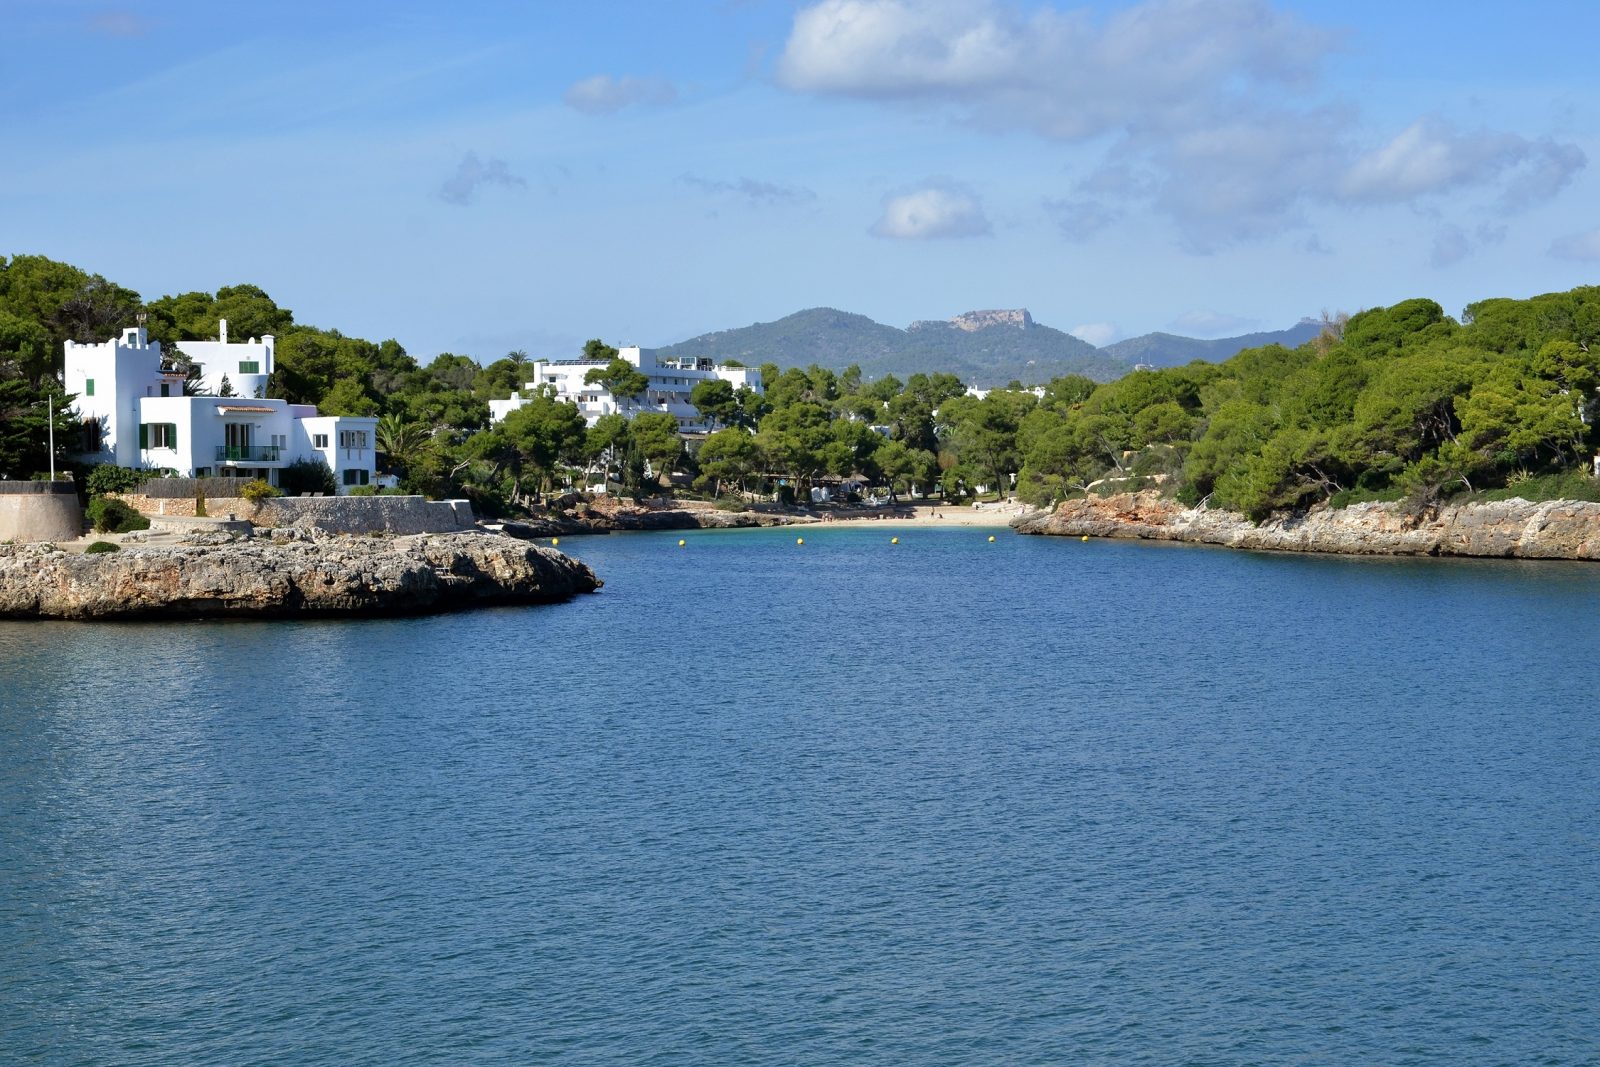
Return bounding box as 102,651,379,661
65,321,379,491
490,345,761,431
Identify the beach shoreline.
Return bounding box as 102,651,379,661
806,502,1029,528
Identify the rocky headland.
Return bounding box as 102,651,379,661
0,531,600,620
1012,490,1600,561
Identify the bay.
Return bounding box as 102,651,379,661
2,527,1598,1065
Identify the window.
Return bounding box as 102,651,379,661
343,468,370,486
313,433,329,448
239,361,259,375
84,378,94,397
339,430,369,449
139,423,178,449
160,383,170,397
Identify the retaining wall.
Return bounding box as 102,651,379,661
0,481,83,543
117,493,475,535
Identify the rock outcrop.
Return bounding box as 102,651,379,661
0,532,600,619
1012,490,1600,561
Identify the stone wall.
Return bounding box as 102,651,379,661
0,482,83,543
252,495,475,535
119,494,249,519
115,493,474,534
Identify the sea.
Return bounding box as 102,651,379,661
3,526,1598,1065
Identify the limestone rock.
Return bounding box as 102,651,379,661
0,532,600,619
1011,490,1600,561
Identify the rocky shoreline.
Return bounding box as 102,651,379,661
1011,490,1600,561
0,531,600,620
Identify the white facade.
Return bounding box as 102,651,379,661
490,345,762,431
65,325,377,492
177,318,275,399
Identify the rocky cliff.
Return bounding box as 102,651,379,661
1012,490,1600,561
0,532,600,619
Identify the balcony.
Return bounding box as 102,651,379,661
216,444,282,462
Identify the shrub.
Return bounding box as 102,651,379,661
238,479,282,503
347,484,379,497
1327,486,1406,509
279,458,337,497
86,497,150,533
85,464,145,497
84,540,120,554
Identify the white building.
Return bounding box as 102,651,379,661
65,322,378,492
490,345,761,431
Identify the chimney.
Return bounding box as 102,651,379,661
219,318,229,344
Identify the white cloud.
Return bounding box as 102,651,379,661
86,9,152,37
1168,310,1257,336
778,0,1331,132
563,74,678,115
1499,139,1587,210
1069,322,1117,346
871,183,990,239
1430,225,1472,269
1429,221,1508,268
1045,197,1117,242
777,0,1585,251
1341,119,1530,203
1550,227,1600,262
438,152,525,206
680,175,817,206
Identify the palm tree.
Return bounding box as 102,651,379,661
375,414,430,478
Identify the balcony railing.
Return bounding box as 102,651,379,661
215,444,281,462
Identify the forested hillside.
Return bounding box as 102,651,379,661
1100,320,1327,369
652,306,1129,385
1004,290,1600,517
6,251,1600,523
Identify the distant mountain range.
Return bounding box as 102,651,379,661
1099,319,1327,369
650,308,1328,387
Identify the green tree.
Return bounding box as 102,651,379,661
689,378,738,429
375,414,431,477
582,338,620,362
631,412,684,487
696,427,759,497
584,357,648,405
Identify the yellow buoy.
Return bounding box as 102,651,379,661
1081,535,1089,542
551,537,559,546
891,537,899,545
988,535,996,543
797,537,805,545
678,539,686,547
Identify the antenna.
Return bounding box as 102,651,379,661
137,311,148,326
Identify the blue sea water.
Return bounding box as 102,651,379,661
2,526,1599,1065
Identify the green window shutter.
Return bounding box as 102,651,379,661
85,378,95,396
168,424,178,450
139,423,148,449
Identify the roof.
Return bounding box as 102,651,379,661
215,404,278,413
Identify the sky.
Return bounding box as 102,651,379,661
4,0,1599,362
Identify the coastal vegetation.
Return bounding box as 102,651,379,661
6,252,1600,523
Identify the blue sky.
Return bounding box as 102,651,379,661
5,0,1599,361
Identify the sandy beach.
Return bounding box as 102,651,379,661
813,501,1036,528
